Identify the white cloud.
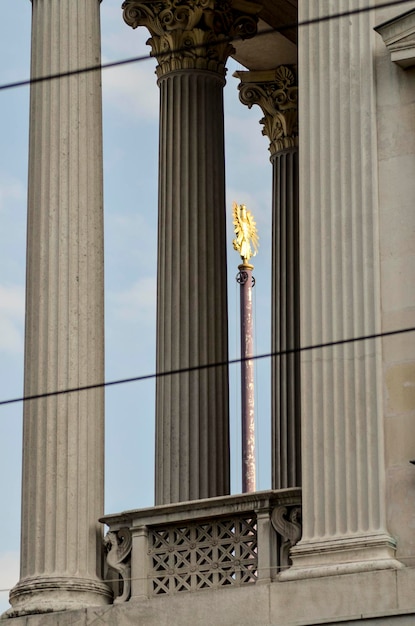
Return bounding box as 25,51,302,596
0,551,19,588
109,276,156,325
102,63,159,121
0,551,19,614
101,4,159,120
0,175,27,279
225,111,270,166
0,176,25,213
0,285,25,355
105,211,157,280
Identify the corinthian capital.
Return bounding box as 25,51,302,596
235,66,298,155
122,0,261,78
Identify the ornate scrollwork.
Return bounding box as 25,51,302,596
271,504,302,569
236,66,298,155
122,0,260,78
104,528,132,604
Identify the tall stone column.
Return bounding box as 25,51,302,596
282,0,402,578
9,0,111,615
236,67,301,489
122,0,260,504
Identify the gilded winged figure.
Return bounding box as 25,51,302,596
232,202,259,264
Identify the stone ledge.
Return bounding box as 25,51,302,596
100,488,301,529
2,567,415,625
375,9,415,69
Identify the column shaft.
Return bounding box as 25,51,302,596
285,0,401,577
122,0,260,506
271,148,301,489
155,70,230,504
239,266,256,493
235,66,300,491
9,0,110,614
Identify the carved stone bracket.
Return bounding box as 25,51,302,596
122,0,261,78
104,528,133,604
235,66,298,155
271,504,302,570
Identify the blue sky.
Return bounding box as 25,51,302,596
0,1,272,611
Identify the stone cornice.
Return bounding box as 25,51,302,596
375,9,415,69
122,0,261,78
235,66,298,155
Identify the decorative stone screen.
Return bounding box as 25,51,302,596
102,489,302,602
148,514,258,594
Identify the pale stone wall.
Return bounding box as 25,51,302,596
289,0,400,578
3,567,415,625
374,1,415,568
7,1,415,624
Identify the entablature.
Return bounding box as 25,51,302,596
375,8,415,68
232,0,297,70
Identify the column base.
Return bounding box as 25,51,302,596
279,532,404,580
7,575,112,617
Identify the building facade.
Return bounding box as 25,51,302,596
3,0,415,624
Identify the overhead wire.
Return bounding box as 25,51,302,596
0,0,414,92
0,0,414,407
0,0,414,595
0,325,414,407
3,555,415,595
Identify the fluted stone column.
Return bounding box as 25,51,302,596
236,67,301,490
9,0,110,615
122,0,260,504
282,0,402,578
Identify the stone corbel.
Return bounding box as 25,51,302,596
271,504,302,570
104,528,133,604
234,65,298,156
375,9,415,69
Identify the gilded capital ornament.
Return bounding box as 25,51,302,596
122,0,261,78
235,66,298,155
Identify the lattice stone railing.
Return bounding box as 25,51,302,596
101,489,301,603
149,513,258,593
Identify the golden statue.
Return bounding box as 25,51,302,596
232,202,259,265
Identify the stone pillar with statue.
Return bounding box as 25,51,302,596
235,65,301,491
232,202,259,493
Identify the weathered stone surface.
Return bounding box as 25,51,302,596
3,567,415,625
101,489,302,597
123,1,261,505
288,0,401,577
375,2,415,575
154,68,230,503
8,0,110,615
236,66,298,155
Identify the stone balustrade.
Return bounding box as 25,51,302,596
100,489,301,604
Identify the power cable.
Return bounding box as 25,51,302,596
0,0,414,405
0,325,414,407
3,555,415,595
0,0,414,92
